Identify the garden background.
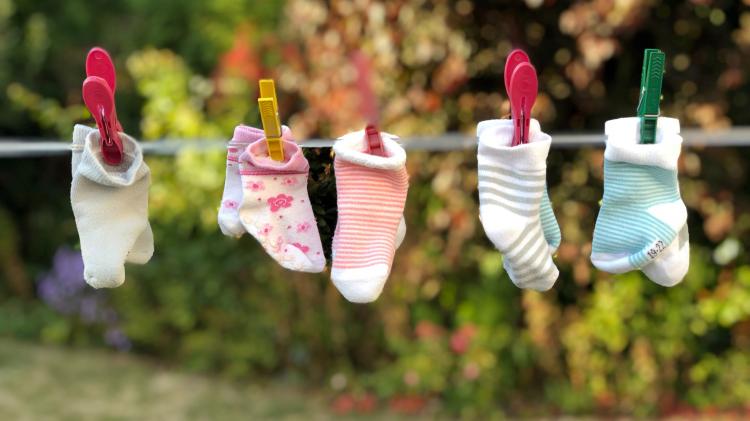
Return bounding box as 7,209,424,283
1,0,750,418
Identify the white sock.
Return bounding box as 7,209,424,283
477,119,559,291
218,125,264,237
642,224,689,286
71,125,153,288
127,221,154,264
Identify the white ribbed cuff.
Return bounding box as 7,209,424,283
71,124,149,187
604,117,682,171
334,129,406,170
477,119,551,172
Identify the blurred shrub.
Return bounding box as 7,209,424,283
2,0,750,417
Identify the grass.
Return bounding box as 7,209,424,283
0,338,420,421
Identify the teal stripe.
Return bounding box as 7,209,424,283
592,158,683,268
539,187,561,249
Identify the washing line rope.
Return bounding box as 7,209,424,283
1,127,749,157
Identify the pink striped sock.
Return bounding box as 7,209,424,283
331,130,409,303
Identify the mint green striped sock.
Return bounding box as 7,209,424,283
592,160,682,268
591,117,688,281
540,187,561,252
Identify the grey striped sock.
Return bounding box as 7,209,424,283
478,161,559,291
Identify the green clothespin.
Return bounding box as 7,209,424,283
636,48,665,144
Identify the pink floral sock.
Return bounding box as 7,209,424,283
238,132,325,273
331,130,409,303
218,125,263,237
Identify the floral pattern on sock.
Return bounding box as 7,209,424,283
281,176,299,186
246,180,265,191
259,223,273,236
291,242,309,253
268,194,294,212
296,221,312,233
238,147,324,272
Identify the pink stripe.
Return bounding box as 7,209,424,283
332,159,408,270
239,169,306,176
337,210,404,218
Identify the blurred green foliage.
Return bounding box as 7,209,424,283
2,0,750,417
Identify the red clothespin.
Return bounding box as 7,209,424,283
86,47,122,133
82,47,123,165
365,124,385,156
504,49,538,146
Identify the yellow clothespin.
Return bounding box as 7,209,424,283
258,79,284,161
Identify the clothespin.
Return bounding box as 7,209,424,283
365,124,385,156
504,49,538,146
86,47,122,132
82,47,123,165
637,48,665,144
258,79,284,161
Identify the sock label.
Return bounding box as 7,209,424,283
647,239,666,260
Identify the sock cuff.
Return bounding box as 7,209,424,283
232,125,264,144
333,129,406,170
240,137,309,173
476,119,551,172
72,127,150,187
232,125,292,145
72,124,95,150
604,117,682,171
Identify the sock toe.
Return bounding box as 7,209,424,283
278,243,325,273
516,268,559,292
85,267,125,289
504,260,558,292
218,213,246,238
126,250,153,265
642,239,689,287
331,264,389,303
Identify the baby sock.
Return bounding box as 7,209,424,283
218,125,264,237
591,117,689,286
330,130,409,303
71,124,153,288
642,224,689,286
540,188,561,252
477,119,559,291
238,132,325,273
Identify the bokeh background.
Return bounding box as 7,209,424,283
1,0,750,419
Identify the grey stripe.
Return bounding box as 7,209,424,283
505,225,546,260
478,164,546,182
479,197,536,217
478,174,545,194
479,185,542,204
506,230,549,270
512,249,552,280
514,259,558,286
503,223,538,252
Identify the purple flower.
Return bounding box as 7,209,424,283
37,247,88,315
105,327,132,352
37,247,131,352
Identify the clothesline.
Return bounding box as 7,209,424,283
1,127,749,157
